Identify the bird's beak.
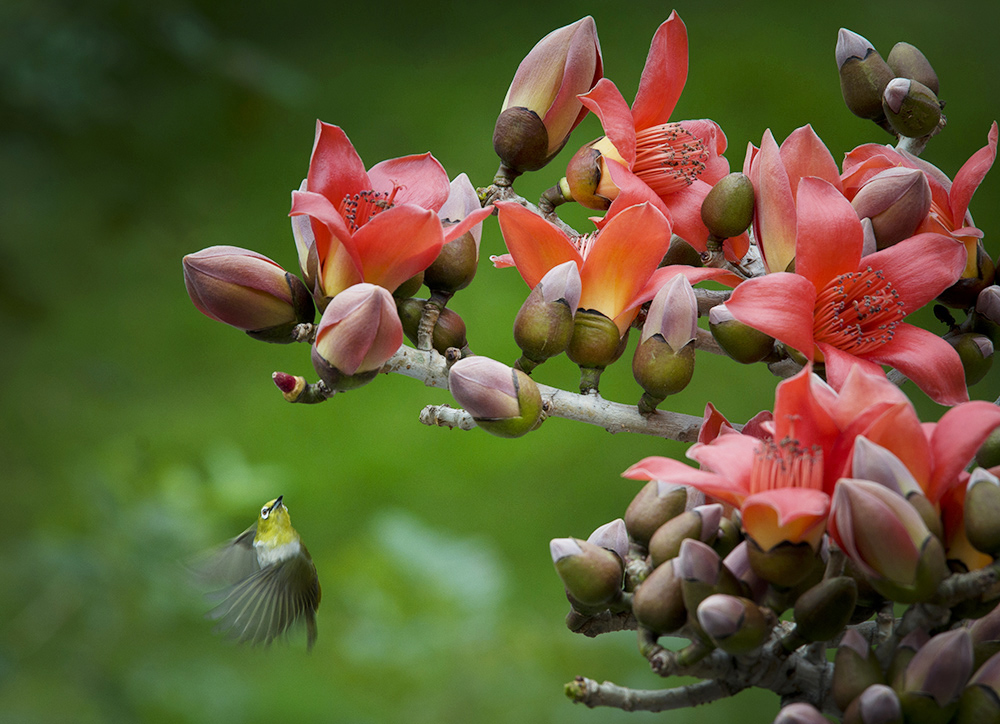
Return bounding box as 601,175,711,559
270,496,284,512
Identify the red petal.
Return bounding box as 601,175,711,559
495,201,581,289
949,122,998,224
754,130,798,273
630,11,688,130
741,489,830,550
927,402,1000,503
443,205,494,244
794,177,863,290
818,342,886,394
698,402,734,444
686,434,759,495
726,273,817,359
661,181,712,250
779,124,844,193
307,121,370,206
579,79,637,166
350,205,444,292
771,364,840,451
863,324,969,407
368,153,451,212
600,159,673,230
622,455,745,508
864,233,966,310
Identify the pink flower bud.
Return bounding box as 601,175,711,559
976,286,1000,324
448,357,543,438
494,17,603,173
513,260,581,371
183,245,314,341
587,518,629,562
850,167,932,249
311,283,402,390
882,78,942,138
550,536,623,607
773,702,828,724
844,684,903,724
836,28,894,121
901,628,973,710
642,275,698,350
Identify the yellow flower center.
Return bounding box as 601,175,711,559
631,122,709,196
813,266,905,356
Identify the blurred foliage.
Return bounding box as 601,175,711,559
0,0,997,722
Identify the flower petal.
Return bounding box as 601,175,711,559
794,177,864,290
622,455,746,508
306,121,370,206
631,11,688,130
862,233,966,310
754,130,798,273
686,433,760,498
926,401,1000,502
726,273,818,359
863,323,969,407
599,158,674,230
579,78,637,166
949,122,997,224
443,205,494,245
779,124,844,193
367,153,451,211
350,205,444,293
741,488,830,550
495,201,581,289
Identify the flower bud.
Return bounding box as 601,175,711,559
709,303,775,363
723,541,768,602
978,286,1000,326
713,515,742,559
837,28,894,121
970,602,1000,671
850,167,932,249
513,261,581,372
977,427,1000,470
887,629,930,691
567,309,625,369
632,558,686,634
397,298,468,355
633,276,698,410
183,245,315,342
882,78,942,139
564,136,622,210
550,537,623,608
624,481,688,547
965,468,1000,555
946,332,994,387
957,652,1000,724
834,628,886,711
887,42,939,95
940,243,996,307
696,594,772,655
900,628,974,724
676,539,743,628
793,576,858,643
311,283,401,390
448,357,543,438
494,17,602,175
661,236,703,268
587,518,629,563
425,173,485,294
648,504,723,568
773,702,829,724
829,479,948,603
844,684,904,724
700,172,755,239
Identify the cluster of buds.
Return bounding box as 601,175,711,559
836,29,943,139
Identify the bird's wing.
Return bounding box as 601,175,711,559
188,524,260,589
207,553,320,649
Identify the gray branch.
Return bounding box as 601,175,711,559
566,676,743,712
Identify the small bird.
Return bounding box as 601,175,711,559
195,496,321,649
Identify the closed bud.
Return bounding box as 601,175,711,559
957,652,1000,724
888,629,930,691
793,576,858,643
661,237,703,268
648,504,723,568
624,481,688,547
947,332,994,386
970,606,1000,677
696,594,772,655
887,42,939,95
550,537,623,607
397,298,468,355
701,172,755,239
632,559,686,634
567,309,628,391
900,628,974,724
676,539,743,627
844,684,904,724
724,541,768,602
448,357,543,438
713,515,742,559
587,519,629,563
513,261,581,372
564,136,622,210
850,167,932,249
426,173,485,294
494,17,603,175
183,245,315,342
882,78,942,139
940,242,996,306
773,702,829,724
746,537,823,589
977,427,1000,470
965,468,1000,555
633,276,698,410
837,28,894,121
311,283,401,391
835,628,886,711
709,303,775,363
978,287,1000,326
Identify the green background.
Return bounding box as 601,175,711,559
2,0,998,722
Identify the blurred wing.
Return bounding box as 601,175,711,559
207,553,321,649
188,525,260,589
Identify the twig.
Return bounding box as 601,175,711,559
566,677,743,712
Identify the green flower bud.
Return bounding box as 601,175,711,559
624,481,688,547
946,332,994,387
850,167,932,250
567,309,628,392
700,172,755,239
397,298,468,355
424,231,478,295
648,504,722,568
793,576,858,643
183,245,315,342
977,427,1000,470
633,275,698,411
550,537,623,608
696,594,772,655
957,652,1000,724
888,629,929,691
632,558,686,635
939,242,996,308
837,28,894,121
392,271,424,301
676,539,743,637
713,515,742,559
882,78,942,139
448,357,543,438
965,469,1000,555
660,236,703,268
709,303,775,363
834,628,886,712
887,42,939,95
844,684,904,724
564,137,619,210
900,629,974,724
513,261,581,372
746,537,823,589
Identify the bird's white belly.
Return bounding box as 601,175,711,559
255,538,301,567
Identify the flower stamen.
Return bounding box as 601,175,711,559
339,186,401,232
813,266,905,355
751,438,824,495
631,122,709,196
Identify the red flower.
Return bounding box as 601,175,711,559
563,12,746,260
726,159,968,404
289,121,492,303
843,122,998,279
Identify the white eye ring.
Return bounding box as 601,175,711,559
261,506,270,519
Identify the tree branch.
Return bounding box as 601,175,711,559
566,676,743,712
